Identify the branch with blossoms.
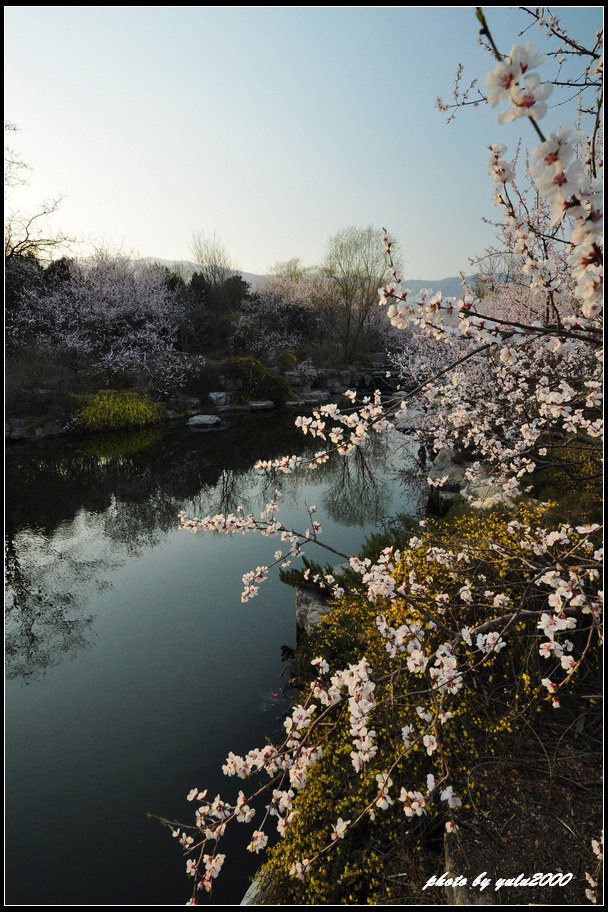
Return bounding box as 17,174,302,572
162,9,602,903
166,494,601,902
153,654,465,897
519,7,603,62
439,9,603,133
584,832,603,904
382,44,602,495
179,496,351,603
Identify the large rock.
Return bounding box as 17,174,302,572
5,419,66,442
423,448,467,517
428,447,467,487
241,874,275,905
296,587,332,638
286,391,332,407
241,879,262,905
462,475,515,508
187,414,221,428
208,391,230,408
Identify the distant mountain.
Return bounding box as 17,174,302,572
141,259,473,297
396,277,474,298
139,258,271,291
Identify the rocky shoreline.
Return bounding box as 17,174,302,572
5,359,401,446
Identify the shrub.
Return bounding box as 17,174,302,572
73,391,163,433
182,360,224,402
257,501,601,904
226,356,293,405
277,350,298,371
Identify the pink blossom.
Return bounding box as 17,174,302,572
331,817,351,840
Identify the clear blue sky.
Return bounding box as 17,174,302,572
4,6,603,279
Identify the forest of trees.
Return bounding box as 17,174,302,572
5,199,405,426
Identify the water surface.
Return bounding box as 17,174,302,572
5,412,425,905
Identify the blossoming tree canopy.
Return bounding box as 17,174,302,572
163,8,602,905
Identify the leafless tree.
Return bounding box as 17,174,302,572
5,196,75,261
189,230,239,287
4,121,31,191
4,122,75,261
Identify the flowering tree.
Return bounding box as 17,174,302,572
228,272,331,367
6,250,203,396
390,276,601,508
159,8,602,904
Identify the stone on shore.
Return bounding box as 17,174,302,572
296,587,332,638
208,391,230,408
249,400,275,410
187,414,222,427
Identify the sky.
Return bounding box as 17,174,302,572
4,6,603,280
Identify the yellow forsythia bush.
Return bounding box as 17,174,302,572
257,502,600,904
74,391,162,433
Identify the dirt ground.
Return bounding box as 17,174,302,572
447,735,602,906
375,690,603,907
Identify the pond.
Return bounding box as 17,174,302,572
5,410,426,906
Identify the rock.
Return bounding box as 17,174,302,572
427,448,467,489
285,391,331,407
393,402,423,431
249,400,275,410
462,476,514,508
5,419,66,442
6,422,33,442
187,414,221,427
309,390,330,402
296,588,332,638
208,391,230,408
241,879,262,905
241,874,276,905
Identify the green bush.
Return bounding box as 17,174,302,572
226,356,293,405
277,350,298,371
73,391,163,433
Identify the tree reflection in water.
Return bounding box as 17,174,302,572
320,428,425,527
5,522,115,681
5,416,425,682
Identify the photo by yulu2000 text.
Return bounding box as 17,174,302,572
423,871,574,893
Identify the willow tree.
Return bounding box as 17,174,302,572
321,224,400,362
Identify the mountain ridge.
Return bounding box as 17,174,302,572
139,258,474,298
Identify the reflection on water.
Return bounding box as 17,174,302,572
5,515,118,681
5,411,425,905
6,417,424,683
5,415,304,680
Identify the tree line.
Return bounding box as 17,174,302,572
5,132,403,410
